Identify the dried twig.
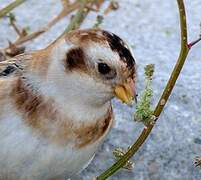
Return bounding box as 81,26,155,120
104,1,119,15
47,1,80,29
3,0,103,49
13,1,80,46
6,41,25,57
8,13,28,38
1,0,105,60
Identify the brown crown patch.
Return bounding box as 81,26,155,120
67,29,106,45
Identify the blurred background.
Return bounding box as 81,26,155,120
0,0,201,179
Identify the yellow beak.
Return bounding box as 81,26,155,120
114,79,136,105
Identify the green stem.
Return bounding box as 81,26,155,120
0,0,26,18
96,0,191,179
65,0,96,32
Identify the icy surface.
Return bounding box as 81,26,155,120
0,0,201,179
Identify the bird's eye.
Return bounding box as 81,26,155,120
98,63,111,75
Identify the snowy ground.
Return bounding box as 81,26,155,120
0,0,201,179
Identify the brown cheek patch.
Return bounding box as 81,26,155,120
65,47,87,72
11,78,113,147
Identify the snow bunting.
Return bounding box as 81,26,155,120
0,29,136,180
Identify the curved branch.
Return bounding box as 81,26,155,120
96,0,192,179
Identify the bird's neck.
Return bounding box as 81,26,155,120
11,77,113,146
46,85,112,124
18,75,112,124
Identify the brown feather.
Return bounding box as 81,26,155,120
65,47,87,72
10,77,113,147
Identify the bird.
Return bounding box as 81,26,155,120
0,28,136,180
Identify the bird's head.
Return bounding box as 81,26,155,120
32,29,136,108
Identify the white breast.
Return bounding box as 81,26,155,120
0,105,107,180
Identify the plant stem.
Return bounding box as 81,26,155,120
14,1,80,46
96,0,192,179
154,0,189,118
188,36,201,49
65,0,96,32
0,0,26,19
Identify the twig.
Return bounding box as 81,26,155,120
0,0,81,54
8,13,26,38
3,0,101,47
65,0,97,32
0,0,26,18
96,0,199,179
1,0,105,59
104,1,119,15
14,29,46,45
62,0,70,7
188,36,201,49
93,15,104,28
14,1,80,46
47,1,80,29
10,20,22,36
